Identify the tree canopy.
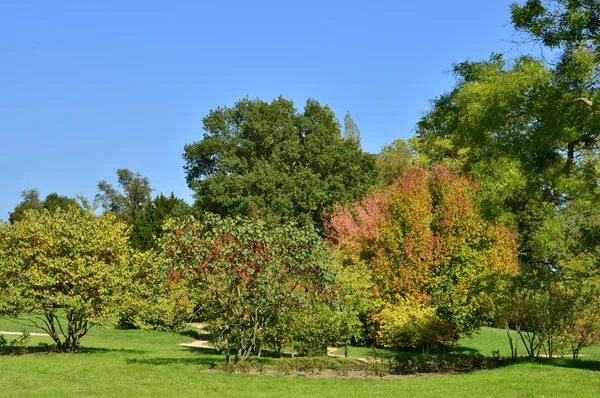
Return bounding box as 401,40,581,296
8,189,79,224
183,97,379,229
95,168,153,224
130,193,195,251
329,166,519,350
159,214,334,363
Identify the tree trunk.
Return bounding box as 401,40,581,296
505,322,515,358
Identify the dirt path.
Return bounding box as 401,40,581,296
178,323,214,349
0,331,49,337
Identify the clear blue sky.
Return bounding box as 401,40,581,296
0,0,526,220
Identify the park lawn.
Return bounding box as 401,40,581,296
1,321,600,397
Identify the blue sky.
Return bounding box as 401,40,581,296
0,0,526,220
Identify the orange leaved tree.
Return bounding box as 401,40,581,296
328,165,518,351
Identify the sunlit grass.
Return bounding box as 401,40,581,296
1,320,599,397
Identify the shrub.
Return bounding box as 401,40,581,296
161,214,335,363
0,207,143,353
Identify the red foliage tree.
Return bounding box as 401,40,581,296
328,165,518,348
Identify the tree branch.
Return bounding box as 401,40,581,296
572,97,593,107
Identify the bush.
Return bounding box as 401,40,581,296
207,352,501,377
0,331,31,355
369,300,441,352
0,207,143,353
211,360,265,374
161,214,335,364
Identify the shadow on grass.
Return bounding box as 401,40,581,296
178,329,204,341
125,356,218,367
0,346,147,356
499,356,600,371
127,346,295,368
451,347,482,355
79,347,147,354
178,346,219,355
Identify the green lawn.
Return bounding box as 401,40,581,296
1,320,599,397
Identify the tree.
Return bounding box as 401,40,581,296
377,139,413,187
118,249,196,332
130,193,194,251
343,111,361,145
511,1,600,54
328,262,373,357
412,0,600,354
8,189,78,224
96,169,153,223
0,206,138,352
159,214,334,363
499,275,600,360
328,166,519,350
183,97,378,229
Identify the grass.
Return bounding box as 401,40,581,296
1,320,600,397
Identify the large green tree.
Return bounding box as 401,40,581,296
413,0,600,351
415,53,600,273
183,97,378,228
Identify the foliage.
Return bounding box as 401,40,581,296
8,189,79,224
329,165,519,350
264,302,336,358
0,331,31,355
130,193,195,251
377,139,413,187
369,300,439,352
343,111,361,145
118,249,196,331
264,260,373,358
0,206,139,352
511,0,600,53
563,283,600,360
95,168,153,224
183,97,379,229
159,214,335,363
95,169,194,251
500,275,600,360
328,262,373,356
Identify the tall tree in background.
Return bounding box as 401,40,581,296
130,193,195,251
183,97,378,229
377,139,413,187
8,189,41,223
343,111,361,145
95,169,153,224
8,189,78,224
